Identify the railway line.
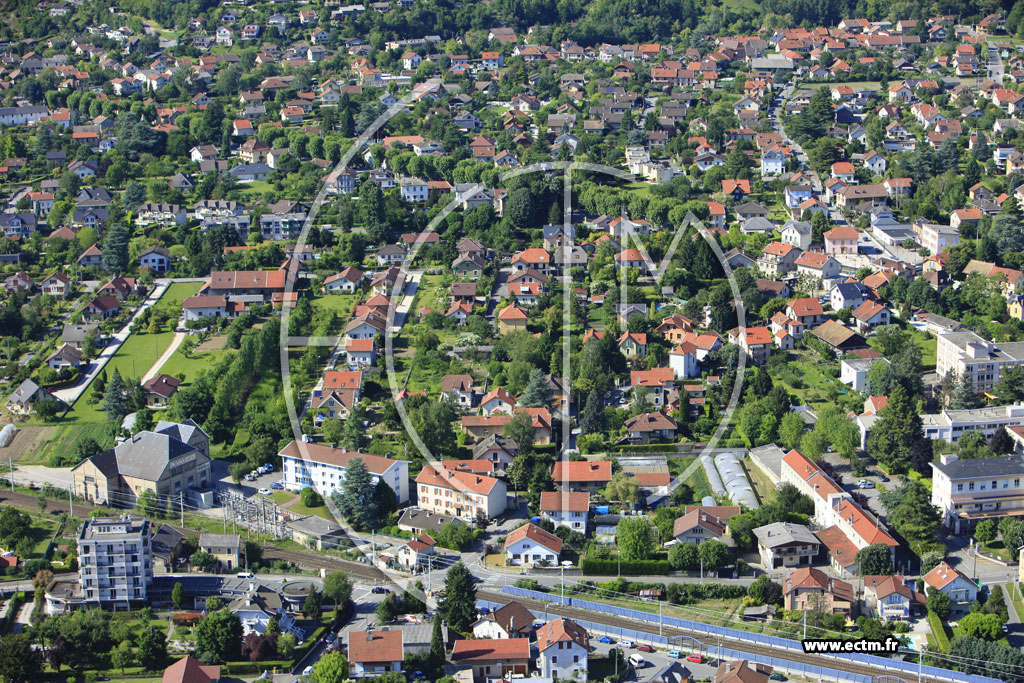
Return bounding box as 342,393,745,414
0,491,990,683
253,549,977,683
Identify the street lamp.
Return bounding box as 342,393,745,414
543,602,559,623
560,560,572,605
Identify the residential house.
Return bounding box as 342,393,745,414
784,567,855,616
754,522,820,569
348,630,404,679
536,618,589,683
504,522,563,566
540,491,589,533
923,561,978,615
552,460,612,493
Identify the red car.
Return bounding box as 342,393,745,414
686,654,704,664
637,644,653,653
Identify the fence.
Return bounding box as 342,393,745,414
498,586,1003,683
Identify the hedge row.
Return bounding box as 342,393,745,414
581,558,670,575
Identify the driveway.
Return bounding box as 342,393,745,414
52,279,172,405
141,329,186,383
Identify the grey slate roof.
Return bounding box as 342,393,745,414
753,521,819,548
932,454,1024,479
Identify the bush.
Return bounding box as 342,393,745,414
300,487,323,508
581,558,670,575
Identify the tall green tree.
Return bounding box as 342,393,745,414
0,634,42,683
866,384,923,473
101,222,130,273
579,388,606,436
323,572,354,608
519,369,550,408
172,582,186,610
438,562,476,635
331,457,381,531
195,609,242,663
137,626,167,670
101,368,129,420
854,544,893,575
617,517,654,561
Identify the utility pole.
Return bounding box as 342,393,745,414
659,599,663,637
180,492,184,527
803,610,807,640
7,455,12,492
68,486,73,517
426,555,431,594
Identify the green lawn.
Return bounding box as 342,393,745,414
157,344,228,384
312,293,358,320
65,282,203,422
238,180,274,197
866,330,937,370
267,491,334,519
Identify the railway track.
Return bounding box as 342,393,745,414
0,492,980,683
257,549,969,683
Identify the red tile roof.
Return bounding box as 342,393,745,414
552,460,612,483
347,630,404,664
505,522,563,553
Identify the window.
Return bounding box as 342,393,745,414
552,656,558,664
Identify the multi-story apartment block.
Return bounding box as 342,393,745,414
415,466,507,521
77,516,153,607
279,441,410,504
930,453,1024,533
937,330,1024,394
858,403,1024,448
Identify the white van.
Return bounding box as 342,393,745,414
628,654,645,669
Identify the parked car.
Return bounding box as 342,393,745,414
257,488,271,495
270,481,284,490
769,674,787,681
598,636,615,644
237,571,254,578
857,480,875,489
686,654,704,663
877,473,890,482
637,644,653,653
620,640,635,648
667,650,681,658
372,587,391,594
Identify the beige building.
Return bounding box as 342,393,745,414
199,533,243,572
783,567,855,616
71,421,211,506
415,466,508,521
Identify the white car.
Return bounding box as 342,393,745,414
620,640,635,648
258,488,271,495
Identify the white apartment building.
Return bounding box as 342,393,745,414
858,403,1024,448
279,441,410,504
77,516,153,607
936,330,1024,394
930,452,1024,533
